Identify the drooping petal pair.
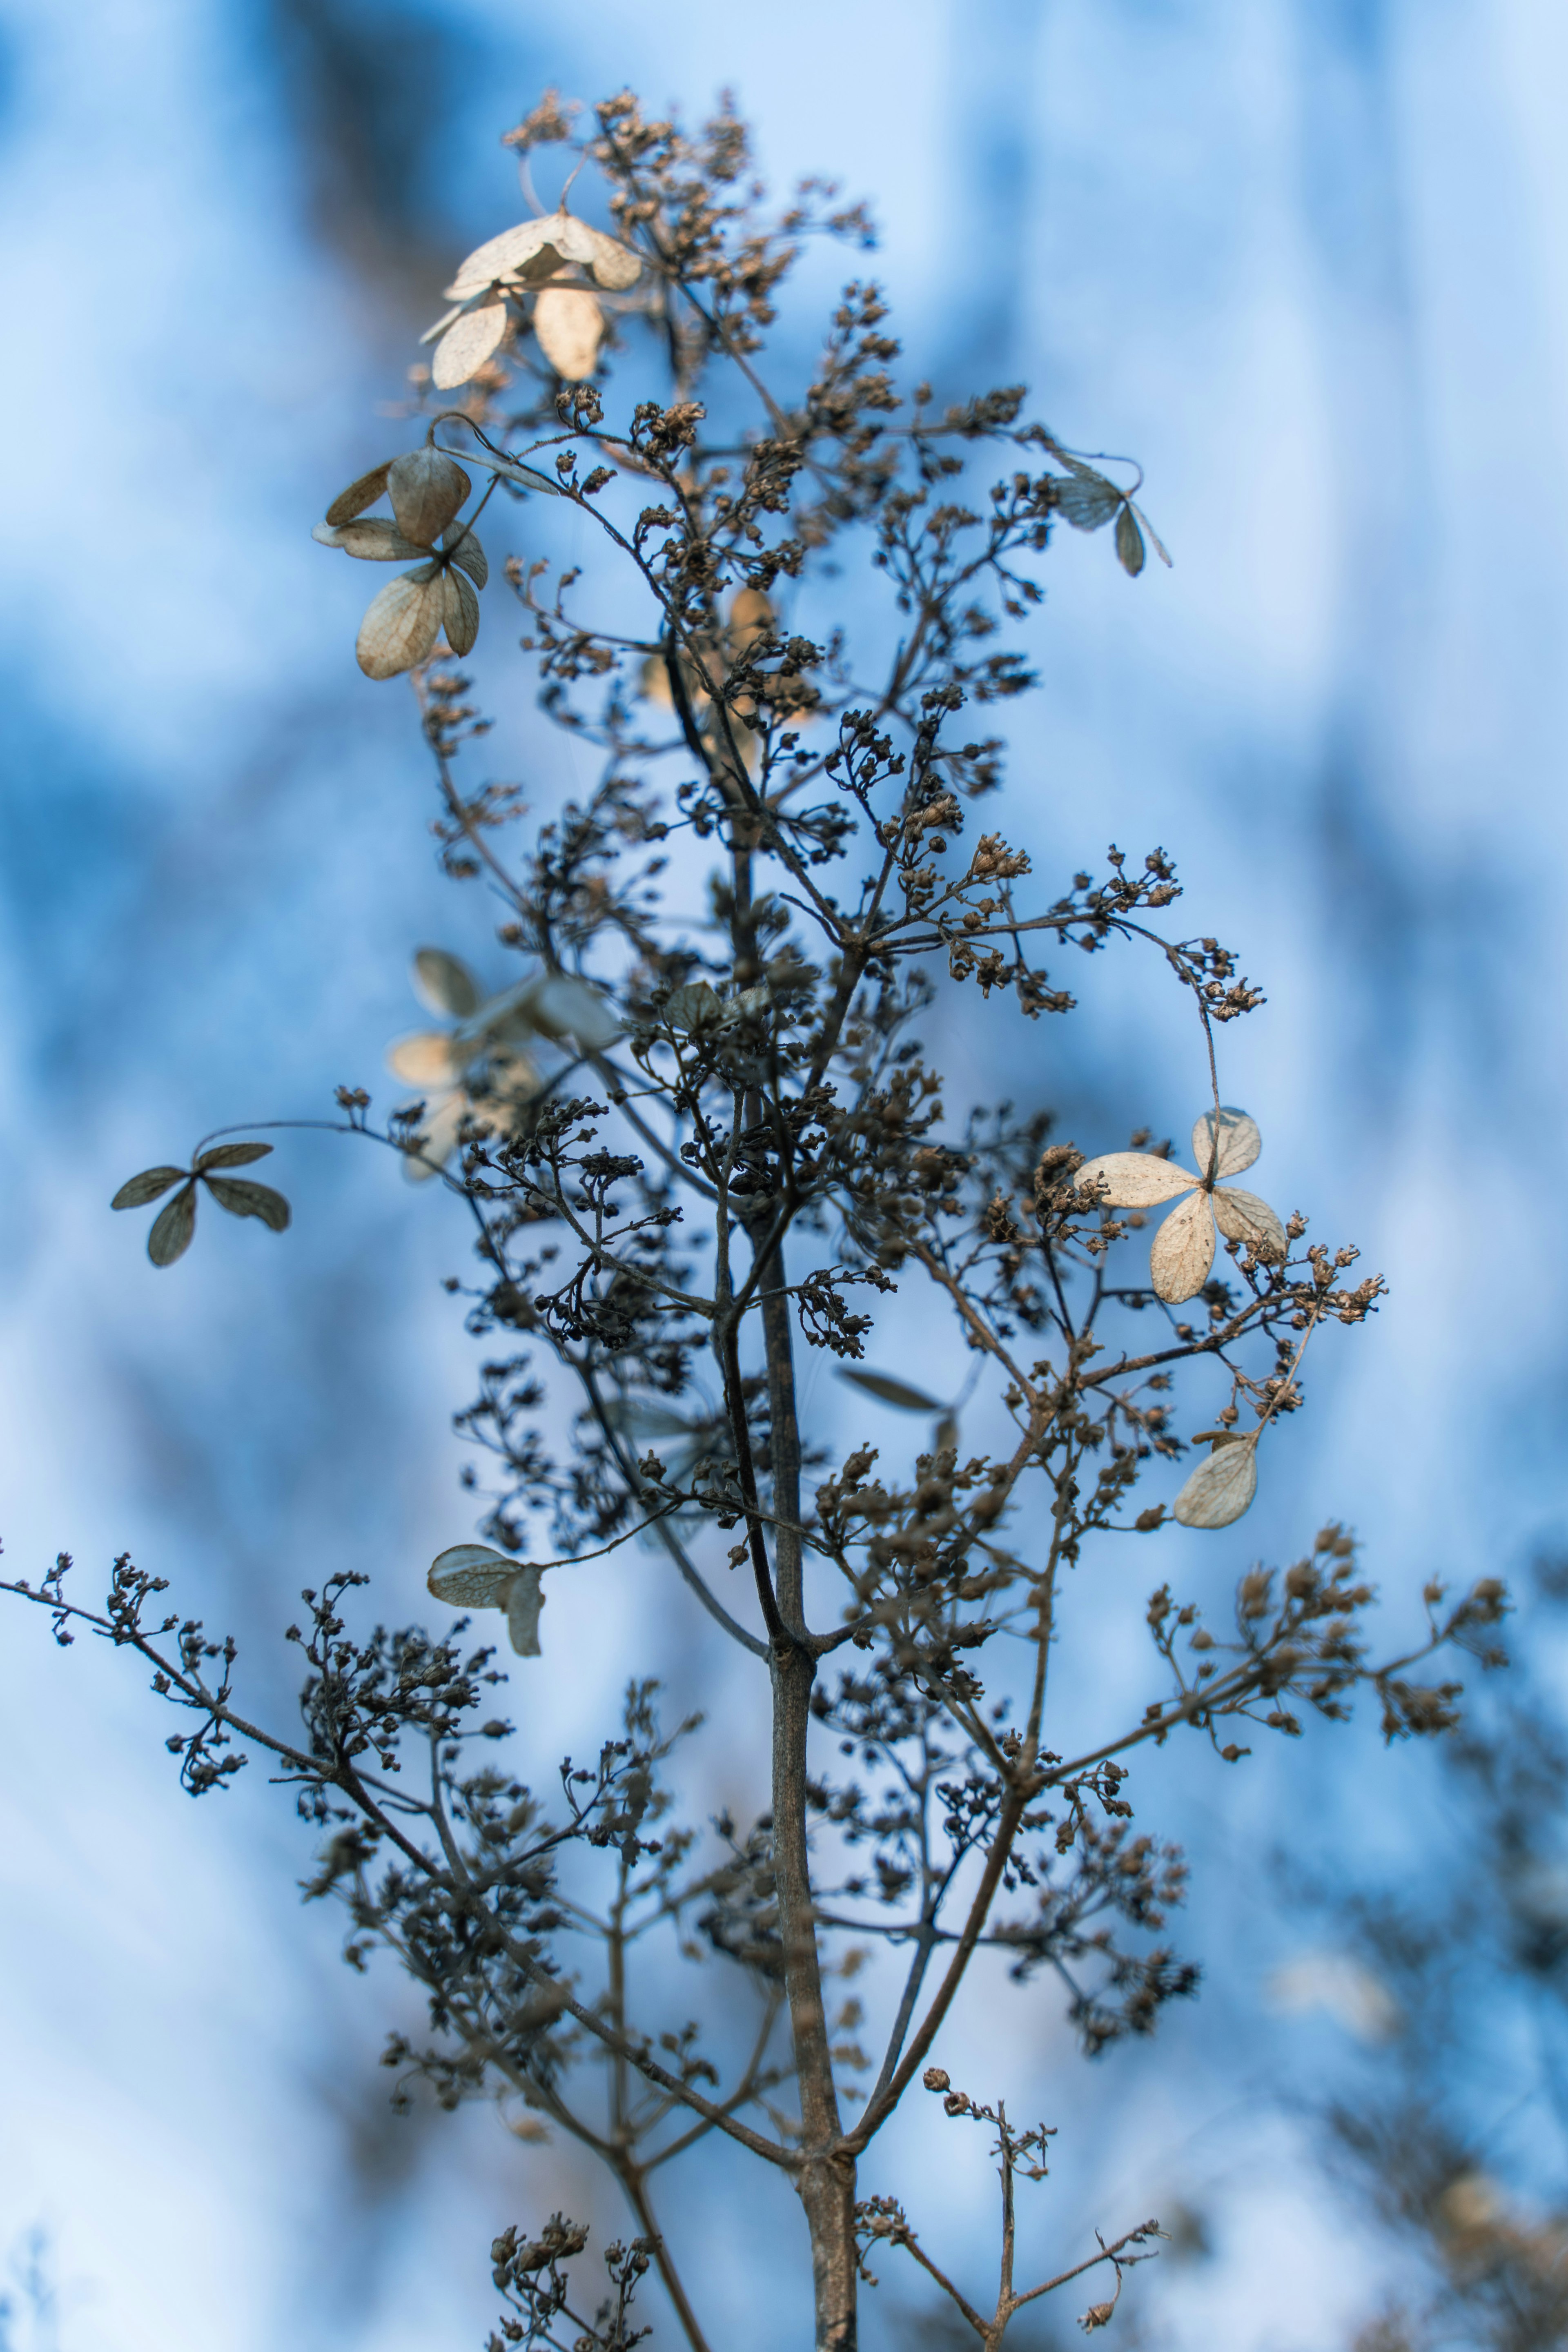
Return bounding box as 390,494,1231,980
428,1543,546,1656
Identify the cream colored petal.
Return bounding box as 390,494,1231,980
387,1030,459,1085
325,461,391,527
428,1542,517,1607
312,518,430,560
505,1564,546,1656
412,947,482,1018
441,566,480,656
1149,1187,1216,1303
443,526,488,588
388,449,471,547
533,286,603,381
431,300,510,391
1191,1106,1261,1181
446,217,568,298
580,224,642,291
1212,1186,1287,1262
1075,1152,1197,1209
419,302,466,347
356,568,443,681
1172,1436,1258,1529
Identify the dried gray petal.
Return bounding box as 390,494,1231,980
147,1183,197,1267
838,1368,944,1413
203,1175,291,1232
443,526,488,588
388,449,471,548
1054,466,1122,530
506,1564,545,1657
1149,1187,1216,1303
530,973,621,1050
1075,1152,1197,1209
1212,1186,1286,1261
441,566,480,656
1115,503,1145,576
533,285,602,381
418,303,466,347
313,517,431,561
665,980,724,1030
112,1165,187,1209
1172,1437,1258,1529
428,1542,518,1607
194,1142,273,1171
412,948,482,1018
325,461,391,528
431,300,510,391
356,568,444,681
1191,1107,1261,1181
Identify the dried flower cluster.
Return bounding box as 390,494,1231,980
4,88,1506,2352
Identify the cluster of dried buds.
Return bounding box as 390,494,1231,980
421,207,642,389
312,447,486,679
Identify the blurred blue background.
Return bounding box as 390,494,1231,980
2,2,1567,2346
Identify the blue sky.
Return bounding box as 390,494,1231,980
2,3,1567,2347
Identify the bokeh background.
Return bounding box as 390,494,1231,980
3,2,1568,2347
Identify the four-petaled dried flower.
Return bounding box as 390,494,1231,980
428,1542,546,1656
111,1142,291,1267
1075,1107,1285,1304
312,447,487,679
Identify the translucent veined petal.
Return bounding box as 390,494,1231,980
533,286,603,381
324,461,391,527
1172,1436,1258,1529
441,566,480,656
1075,1152,1197,1209
431,300,510,391
356,568,443,680
1212,1186,1286,1262
427,1542,517,1607
1191,1106,1261,1181
312,517,431,561
387,449,470,548
1149,1187,1216,1303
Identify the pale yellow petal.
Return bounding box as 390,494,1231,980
387,1030,459,1085
1075,1152,1197,1209
1212,1186,1287,1262
533,286,603,381
1191,1106,1261,1181
431,300,510,391
1172,1437,1258,1529
1149,1187,1216,1303
355,568,443,681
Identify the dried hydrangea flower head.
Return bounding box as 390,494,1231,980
421,208,641,390
427,1543,545,1656
312,446,487,678
388,949,621,1178
1075,1107,1285,1305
